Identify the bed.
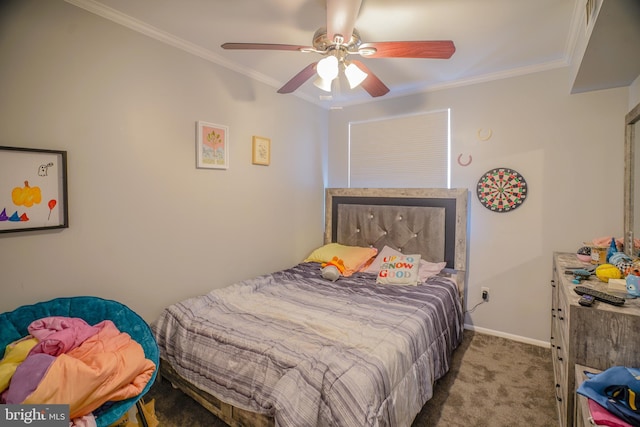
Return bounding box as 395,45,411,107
152,188,469,427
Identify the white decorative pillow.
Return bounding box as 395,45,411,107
419,260,447,281
376,254,421,285
366,245,446,283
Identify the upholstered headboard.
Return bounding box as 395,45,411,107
324,188,469,296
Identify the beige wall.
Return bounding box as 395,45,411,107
329,69,628,344
0,0,327,321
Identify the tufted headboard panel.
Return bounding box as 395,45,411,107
324,188,469,296
334,204,447,266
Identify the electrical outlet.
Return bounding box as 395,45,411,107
481,287,490,301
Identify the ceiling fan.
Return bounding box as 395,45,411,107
221,0,455,98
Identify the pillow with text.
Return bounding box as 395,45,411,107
376,253,421,286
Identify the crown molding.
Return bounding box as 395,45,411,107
64,0,319,105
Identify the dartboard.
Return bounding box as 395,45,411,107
476,168,527,212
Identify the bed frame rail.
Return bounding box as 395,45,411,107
159,360,274,427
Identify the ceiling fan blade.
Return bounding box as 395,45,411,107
359,41,456,59
221,43,312,52
326,0,362,42
350,60,389,97
277,62,318,94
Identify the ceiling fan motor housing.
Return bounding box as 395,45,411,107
313,27,362,53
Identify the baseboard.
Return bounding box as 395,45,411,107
464,324,550,348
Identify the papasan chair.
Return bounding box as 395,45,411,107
0,296,159,427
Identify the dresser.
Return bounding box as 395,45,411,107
551,252,640,427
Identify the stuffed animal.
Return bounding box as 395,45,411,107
595,263,622,283
626,275,640,297
321,256,346,282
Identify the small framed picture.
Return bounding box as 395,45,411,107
196,121,229,169
252,136,270,166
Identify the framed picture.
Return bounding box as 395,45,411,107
252,136,270,166
196,121,229,169
0,146,68,233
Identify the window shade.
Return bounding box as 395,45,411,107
348,109,450,188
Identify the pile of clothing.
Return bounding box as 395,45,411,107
0,316,156,426
578,366,640,427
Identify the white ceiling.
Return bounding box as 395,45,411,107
66,0,584,107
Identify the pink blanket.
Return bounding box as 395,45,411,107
28,316,101,356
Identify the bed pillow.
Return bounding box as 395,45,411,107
418,260,447,281
365,245,447,282
376,253,421,285
304,243,377,277
364,246,403,273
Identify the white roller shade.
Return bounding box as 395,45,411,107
348,109,450,188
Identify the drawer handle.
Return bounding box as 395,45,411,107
555,384,563,402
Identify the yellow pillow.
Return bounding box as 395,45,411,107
304,243,377,277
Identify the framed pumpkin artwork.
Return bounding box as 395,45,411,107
0,146,68,233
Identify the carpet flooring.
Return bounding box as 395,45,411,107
145,330,558,426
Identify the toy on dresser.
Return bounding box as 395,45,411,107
572,237,640,305
568,267,595,284
626,275,640,297
608,252,640,297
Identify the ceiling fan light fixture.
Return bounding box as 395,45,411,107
344,62,368,89
316,55,339,80
313,76,333,92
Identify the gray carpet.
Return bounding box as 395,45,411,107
145,330,558,426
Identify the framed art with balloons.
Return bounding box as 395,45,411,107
0,146,68,233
